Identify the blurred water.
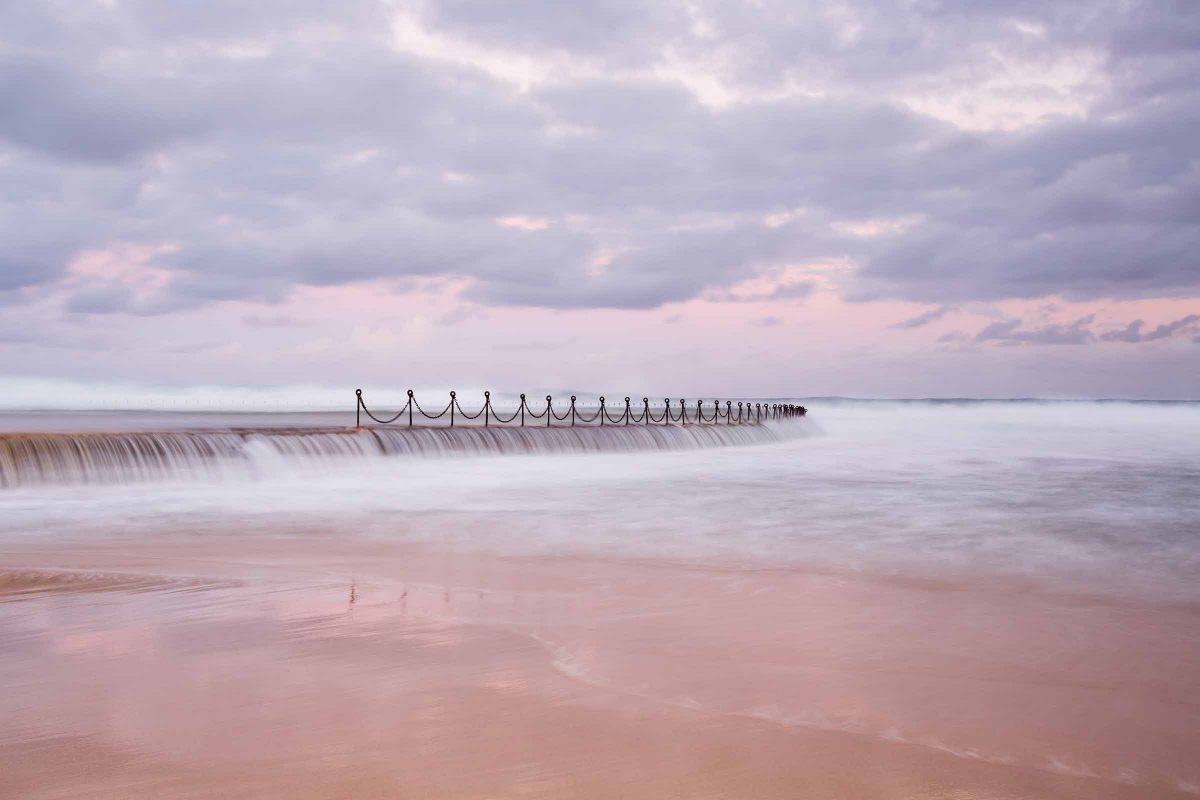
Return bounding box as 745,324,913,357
1,400,1197,602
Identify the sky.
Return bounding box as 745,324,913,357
1,0,1199,404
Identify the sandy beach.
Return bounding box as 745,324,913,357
3,528,1198,800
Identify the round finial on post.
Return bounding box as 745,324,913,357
625,396,630,403
356,388,362,396
571,395,577,402
599,396,604,403
484,391,490,398
520,393,526,399
546,395,552,401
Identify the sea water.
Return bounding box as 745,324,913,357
1,400,1197,603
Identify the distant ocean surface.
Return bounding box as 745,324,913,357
2,399,1198,604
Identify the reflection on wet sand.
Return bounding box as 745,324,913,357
2,535,1197,799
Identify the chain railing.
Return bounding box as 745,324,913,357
355,390,807,428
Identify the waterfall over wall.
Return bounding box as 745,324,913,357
0,422,812,487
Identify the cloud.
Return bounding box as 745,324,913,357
970,312,1200,347
1100,314,1200,342
936,331,970,344
709,279,816,304
0,0,1197,322
892,305,956,329
975,315,1096,346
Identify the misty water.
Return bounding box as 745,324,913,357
2,400,1197,603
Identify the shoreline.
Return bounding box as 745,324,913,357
3,535,1198,799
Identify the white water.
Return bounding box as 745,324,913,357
1,400,1198,603
0,421,802,487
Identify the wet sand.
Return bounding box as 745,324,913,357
2,533,1198,799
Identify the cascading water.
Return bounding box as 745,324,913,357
0,421,814,488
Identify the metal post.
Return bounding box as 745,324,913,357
355,389,361,428
546,395,552,428
450,391,456,427
599,396,605,426
663,398,670,425
624,397,631,425
571,396,577,426
679,399,686,425
520,394,526,426
484,391,490,427
643,397,650,425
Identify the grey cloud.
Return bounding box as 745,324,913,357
418,1,1120,96
975,315,1096,345
418,0,685,59
62,284,140,315
0,52,206,162
971,312,1200,347
893,305,956,329
937,331,970,343
1101,320,1147,343
1138,314,1199,341
1100,314,1200,342
62,282,193,316
0,0,1198,315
